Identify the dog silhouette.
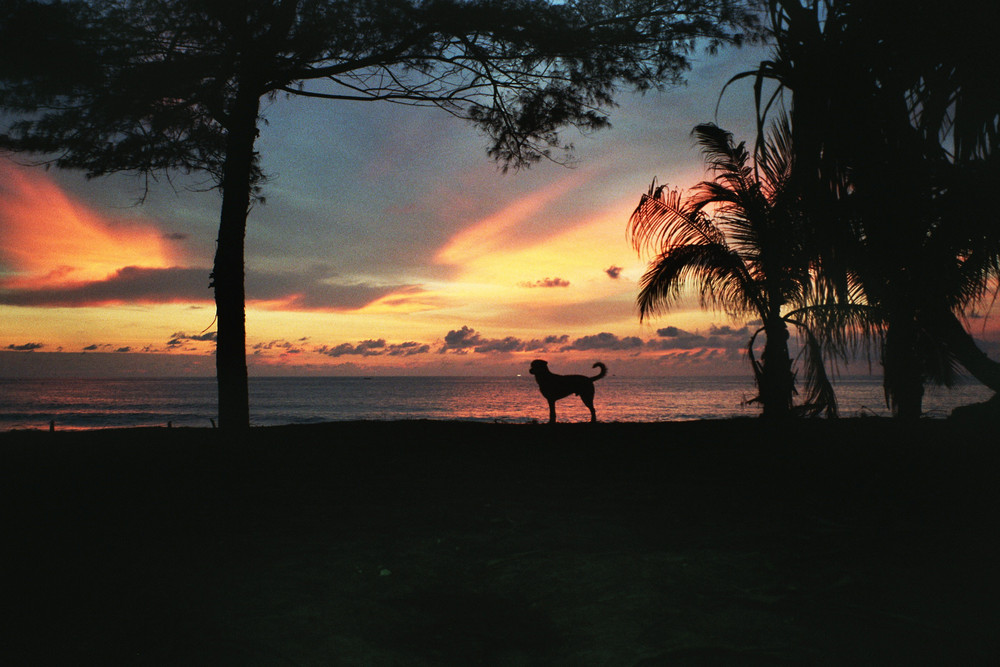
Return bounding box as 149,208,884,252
529,359,607,423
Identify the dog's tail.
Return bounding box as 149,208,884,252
591,362,607,381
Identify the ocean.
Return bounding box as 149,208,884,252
0,375,993,431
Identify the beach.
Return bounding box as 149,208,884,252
3,419,998,665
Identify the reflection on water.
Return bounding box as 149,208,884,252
0,376,993,430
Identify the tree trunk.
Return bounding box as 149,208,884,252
759,318,794,418
213,86,260,432
883,316,924,419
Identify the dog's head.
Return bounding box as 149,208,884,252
529,359,548,375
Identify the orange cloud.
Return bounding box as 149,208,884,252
0,162,180,289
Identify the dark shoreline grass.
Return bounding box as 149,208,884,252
3,419,999,665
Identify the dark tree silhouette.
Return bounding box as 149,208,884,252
0,0,755,430
630,121,839,418
732,0,1000,418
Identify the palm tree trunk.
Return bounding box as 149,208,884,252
759,318,794,418
883,317,924,419
213,86,260,432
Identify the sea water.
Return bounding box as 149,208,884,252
0,376,993,431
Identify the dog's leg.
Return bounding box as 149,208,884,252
581,390,597,422
547,399,557,423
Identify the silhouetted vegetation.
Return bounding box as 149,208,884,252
633,0,1000,418
732,0,1000,418
0,0,755,430
630,119,841,418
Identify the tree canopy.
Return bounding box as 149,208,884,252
1,0,756,176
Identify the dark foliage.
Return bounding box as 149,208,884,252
732,0,1000,418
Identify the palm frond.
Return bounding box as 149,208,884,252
636,243,761,322
629,179,727,257
787,302,883,352
757,110,794,195
789,319,839,418
691,123,758,208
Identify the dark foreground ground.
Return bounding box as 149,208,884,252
2,419,999,665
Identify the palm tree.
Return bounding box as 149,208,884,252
732,0,1000,418
629,121,838,417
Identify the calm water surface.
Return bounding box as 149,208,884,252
0,376,992,431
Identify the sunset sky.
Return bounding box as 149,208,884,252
3,41,999,378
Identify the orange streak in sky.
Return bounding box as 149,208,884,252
0,163,179,288
434,174,584,267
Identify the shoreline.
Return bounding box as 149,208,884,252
3,401,996,433
4,419,998,664
4,375,995,431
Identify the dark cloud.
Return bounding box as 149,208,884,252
163,232,189,241
439,326,532,355
709,324,750,339
441,325,483,351
316,338,430,357
317,339,387,357
431,326,741,356
0,264,420,312
249,320,762,368
7,342,43,351
518,277,570,288
522,334,569,351
293,323,759,364
649,326,707,350
649,324,750,351
318,327,573,358
115,347,131,353
167,331,216,350
471,336,524,353
0,266,211,307
252,339,304,355
386,341,432,356
440,327,677,355
170,331,217,343
253,340,292,350
82,343,119,352
564,332,644,351
605,265,623,279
